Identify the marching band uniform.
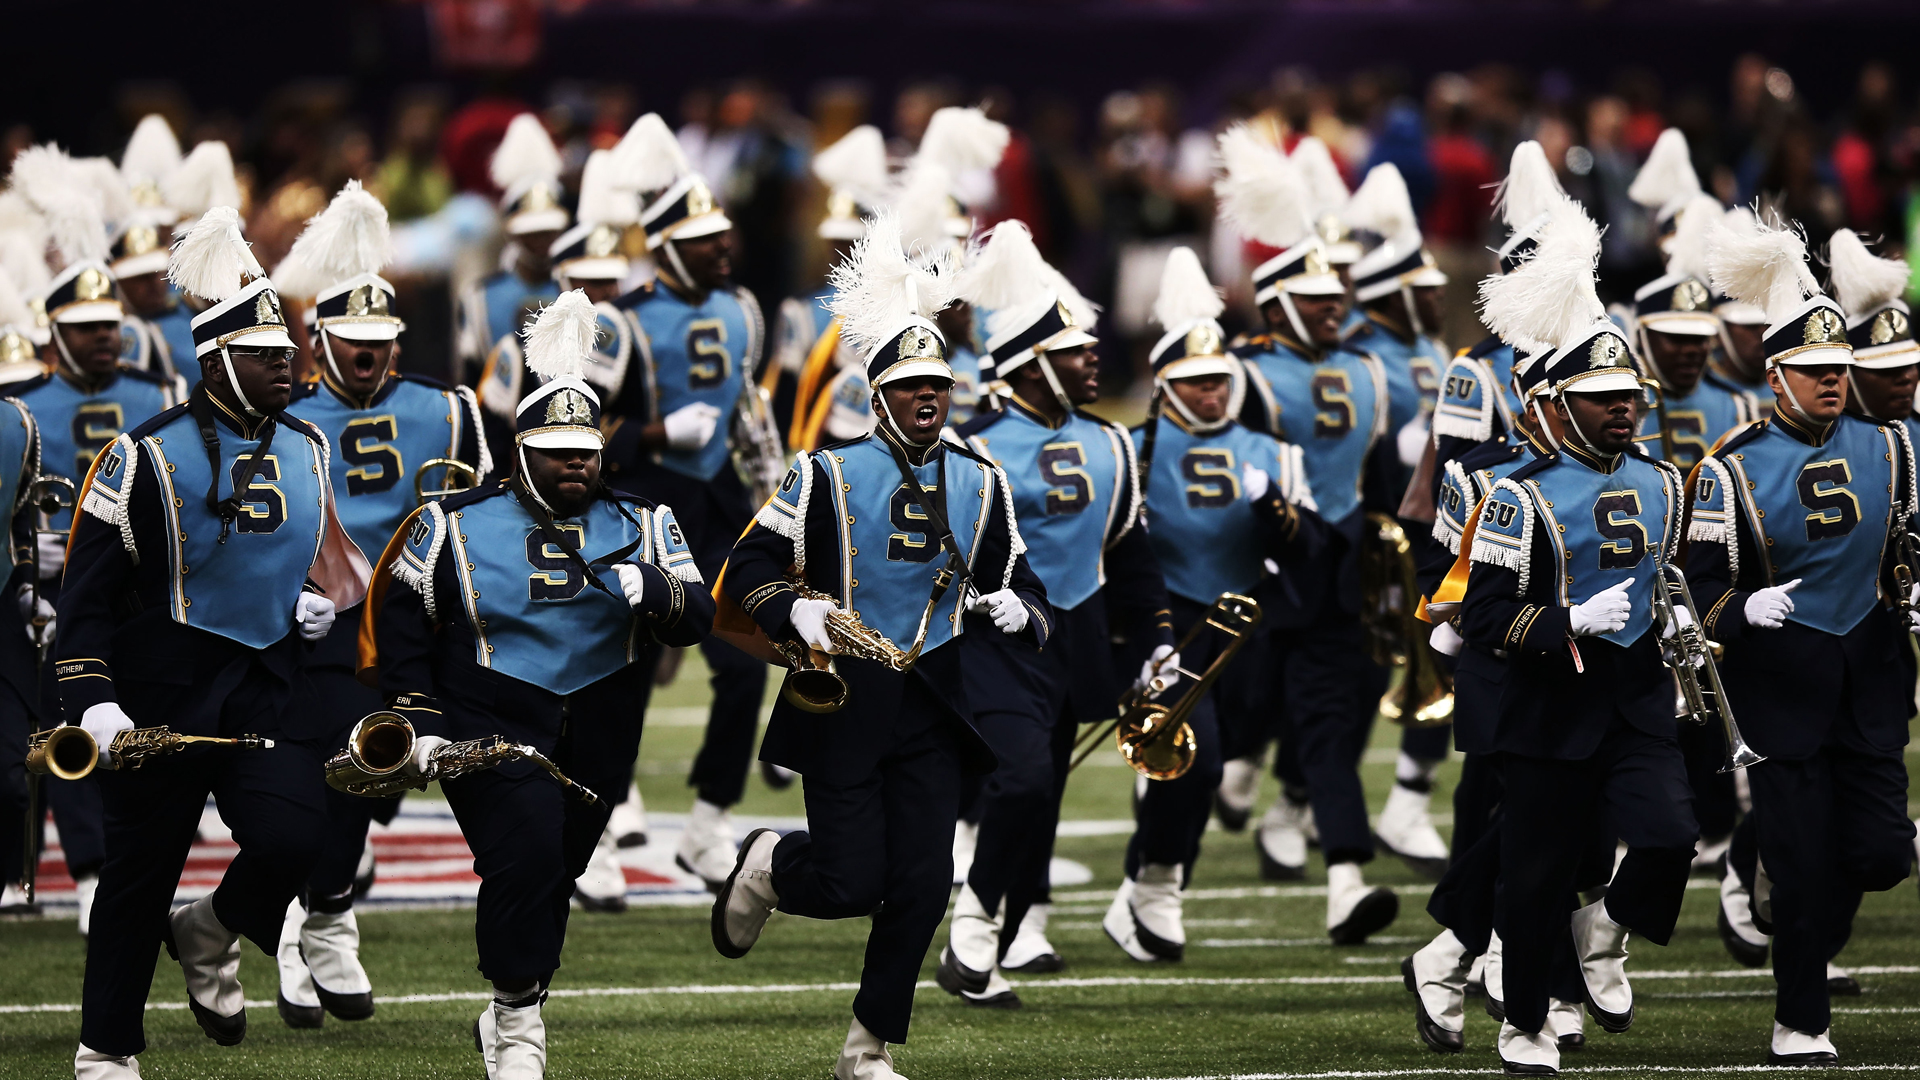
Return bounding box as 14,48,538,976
0,388,39,912
712,211,1046,1079
1687,224,1917,1065
277,182,489,1026
455,115,566,388
61,210,367,1076
372,291,711,1079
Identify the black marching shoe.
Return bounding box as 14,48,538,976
934,946,989,996
276,992,324,1030
1401,956,1463,1053
1213,790,1251,833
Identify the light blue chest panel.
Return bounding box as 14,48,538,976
21,373,173,532
1242,345,1386,523
1691,417,1906,635
968,408,1133,611
396,493,678,693
1133,419,1296,604
1470,453,1679,647
478,273,559,363
151,308,199,389
1640,378,1757,475
1432,435,1534,555
947,347,983,428
0,400,34,571
626,287,762,481
1433,349,1520,443
1364,328,1445,433
291,379,470,562
101,413,329,649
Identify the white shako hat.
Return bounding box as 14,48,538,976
1492,139,1567,276
615,112,730,252
1826,227,1917,369
826,207,961,389
1708,214,1852,372
1481,195,1640,397
1292,136,1360,265
169,206,296,415
515,289,606,452
11,145,121,330
0,192,51,346
1215,121,1342,318
287,179,402,344
120,114,184,228
164,140,244,238
1707,207,1770,326
959,219,1098,388
1149,245,1230,382
491,114,569,236
548,148,637,284
1632,192,1725,338
812,124,889,242
1346,161,1447,307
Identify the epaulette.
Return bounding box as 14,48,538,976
942,436,997,467
395,370,453,393
1711,418,1768,457
277,412,328,445
115,364,172,386
953,410,1009,438
288,380,321,404
1463,334,1505,360
121,402,192,443
439,477,512,514
814,433,868,453
1504,451,1560,485
1467,476,1538,594
1343,319,1377,345
611,279,657,310
1230,334,1276,359
1454,432,1525,471
0,372,53,397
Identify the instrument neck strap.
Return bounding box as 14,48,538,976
190,384,278,545
880,432,974,611
508,476,643,601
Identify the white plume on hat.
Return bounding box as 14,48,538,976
893,161,957,253
1045,263,1101,331
75,158,134,238
1627,128,1702,214
1664,193,1725,283
1343,162,1418,245
1497,140,1566,230
1826,229,1911,320
1291,137,1350,219
164,141,243,220
490,114,563,194
1153,246,1224,330
957,220,1048,323
1478,196,1604,354
522,289,604,383
813,124,890,208
11,145,108,269
1706,213,1819,323
121,114,183,188
611,113,690,196
0,264,33,330
828,209,960,358
285,179,392,290
576,149,639,228
167,205,264,303
917,107,1010,175
268,247,325,302
0,194,50,297
1214,122,1312,249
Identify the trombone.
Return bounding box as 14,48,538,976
415,458,479,501
1069,593,1263,780
1648,547,1764,773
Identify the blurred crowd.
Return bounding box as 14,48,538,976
11,53,1920,394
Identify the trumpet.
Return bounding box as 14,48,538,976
26,724,274,779
324,711,600,805
415,457,479,501
772,575,943,713
732,375,787,510
1648,550,1765,773
1360,513,1454,727
1070,593,1264,780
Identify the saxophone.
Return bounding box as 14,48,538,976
27,725,273,778
773,577,938,713
324,711,601,805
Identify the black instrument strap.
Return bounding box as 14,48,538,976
883,438,975,613
190,387,278,544
510,479,641,601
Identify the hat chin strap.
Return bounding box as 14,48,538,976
867,388,938,463
220,345,261,417
1400,284,1425,338
1277,293,1314,352
1553,390,1607,458
661,239,694,295
1634,326,1673,390
515,444,558,515
1769,358,1814,423
1036,351,1076,416
1528,397,1561,453
51,327,89,383
1159,376,1230,434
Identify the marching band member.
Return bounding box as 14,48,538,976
1829,229,1920,441
1452,196,1698,1076
1690,220,1917,1066
0,369,38,913
1215,123,1400,939
277,181,488,1026
781,124,887,441
937,219,1170,1005
61,208,367,1078
1104,248,1324,961
601,114,774,889
372,291,712,1079
712,210,1046,1079
456,115,566,388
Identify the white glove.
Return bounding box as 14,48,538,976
294,591,337,642
615,563,647,608
787,597,838,653
1242,462,1270,503
80,702,135,767
1660,601,1694,639
1910,584,1920,634
1429,619,1464,657
36,532,64,581
1396,414,1430,467
967,588,1029,634
662,402,722,451
1569,578,1635,637
1136,644,1180,694
409,734,451,777
1742,578,1800,630
15,583,53,643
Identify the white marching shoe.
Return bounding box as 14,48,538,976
573,825,629,912
1483,930,1507,1020
1326,861,1398,945
610,782,648,847
1375,783,1449,879
166,895,246,1044
999,900,1063,973
1215,756,1261,831
1569,899,1633,1032
937,885,1018,1007
1402,929,1469,1052
1768,1021,1838,1066
0,880,38,914
1546,997,1585,1050
1691,831,1731,875
711,828,780,959
302,906,375,1019
74,1043,141,1079
1255,796,1310,880
1716,865,1769,967
1498,1021,1560,1076
475,992,547,1080
676,798,738,890
950,819,977,886
274,899,324,1029
835,1017,905,1080
74,873,98,936
1103,866,1184,962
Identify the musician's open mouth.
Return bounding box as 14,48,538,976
914,403,938,424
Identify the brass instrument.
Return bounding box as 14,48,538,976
1069,593,1263,780
324,711,600,805
18,477,79,902
731,376,787,510
26,726,274,780
415,457,479,501
26,476,76,665
1648,550,1765,773
773,577,940,713
1894,529,1919,622
1360,513,1454,727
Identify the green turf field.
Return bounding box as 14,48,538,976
4,651,1917,1079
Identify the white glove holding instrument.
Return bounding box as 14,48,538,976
967,588,1029,634
16,583,53,643
662,402,722,451
81,702,135,767
1743,578,1800,630
1136,644,1181,694
787,597,839,653
408,734,451,777
1569,578,1634,637
1242,462,1270,503
36,532,64,581
1429,619,1464,657
294,591,337,642
1908,583,1919,633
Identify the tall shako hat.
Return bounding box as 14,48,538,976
1632,192,1723,341
1346,162,1447,330
1215,122,1342,349
0,265,39,368
813,125,889,242
287,179,402,398
516,289,606,452
490,114,568,237
617,112,730,255
827,208,960,396
170,206,296,415
1480,195,1636,397
1707,214,1851,378
12,146,122,341
914,106,1010,241
1826,228,1916,369
1493,140,1566,275
1149,246,1230,388
549,149,636,284
1292,136,1359,265
1707,207,1769,326
0,193,51,346
1628,128,1704,247
961,220,1097,387
164,141,244,236
113,115,183,277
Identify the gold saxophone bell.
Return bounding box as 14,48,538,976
324,711,418,795
26,725,100,780
324,710,601,804
415,458,479,501
771,575,936,713
775,644,850,713
1361,513,1454,727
